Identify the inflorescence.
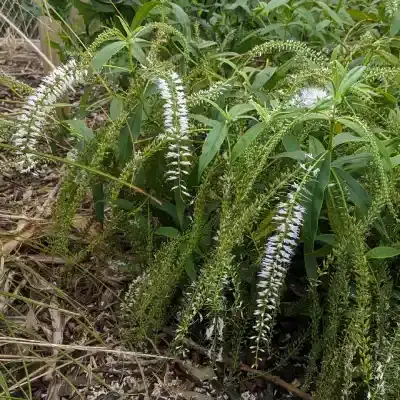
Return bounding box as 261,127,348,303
290,87,330,108
12,59,87,172
251,175,312,365
156,72,191,198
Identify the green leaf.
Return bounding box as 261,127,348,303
252,67,277,90
0,374,11,398
315,234,336,245
232,122,265,161
273,150,306,161
130,42,147,65
366,246,400,259
310,245,332,257
333,167,371,214
347,9,376,22
198,122,228,179
225,0,250,12
155,226,180,238
174,191,186,231
113,199,135,211
304,152,331,279
118,105,142,166
263,0,289,13
337,66,366,97
66,120,94,141
333,132,366,147
228,103,255,119
171,3,191,38
337,117,364,136
152,200,179,226
390,9,400,37
300,112,331,122
91,41,126,71
332,153,373,171
282,135,301,152
117,16,132,37
309,136,325,156
197,40,218,49
391,154,400,167
316,1,344,27
184,254,197,281
110,98,123,120
131,1,160,30
92,183,105,224
240,24,282,43
190,115,219,128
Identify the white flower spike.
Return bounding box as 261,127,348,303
12,59,87,173
252,178,310,365
156,72,191,198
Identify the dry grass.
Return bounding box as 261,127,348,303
0,64,176,396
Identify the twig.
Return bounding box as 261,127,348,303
239,364,312,400
163,329,312,400
0,12,56,70
135,354,151,399
0,336,173,360
0,213,47,221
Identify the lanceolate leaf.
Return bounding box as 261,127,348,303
282,135,301,152
304,152,331,279
273,150,306,161
155,226,180,238
171,3,191,38
232,122,265,161
118,106,141,167
66,120,94,141
131,1,160,30
391,154,400,167
390,9,400,37
333,167,371,214
316,1,344,27
332,152,373,171
337,66,366,97
333,132,366,147
198,122,228,179
92,41,126,71
309,136,325,156
228,103,255,119
262,0,289,13
366,246,400,259
110,98,123,120
252,67,277,90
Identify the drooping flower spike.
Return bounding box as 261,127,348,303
251,166,316,366
12,59,87,172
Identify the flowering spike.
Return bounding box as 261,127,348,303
252,176,313,366
12,59,87,172
156,72,191,198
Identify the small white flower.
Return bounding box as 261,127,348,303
290,87,330,108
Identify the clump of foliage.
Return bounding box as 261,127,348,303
3,0,400,398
